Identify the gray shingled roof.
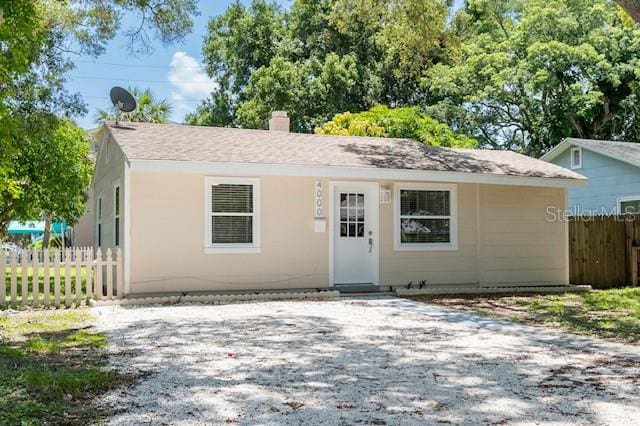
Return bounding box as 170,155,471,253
106,122,584,180
561,138,640,167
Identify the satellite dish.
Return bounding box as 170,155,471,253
109,86,137,125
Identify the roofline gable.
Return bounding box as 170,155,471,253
541,138,640,169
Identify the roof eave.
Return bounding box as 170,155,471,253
128,159,586,189
540,139,571,162
542,138,640,169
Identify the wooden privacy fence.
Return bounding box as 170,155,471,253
569,215,640,289
1,247,123,309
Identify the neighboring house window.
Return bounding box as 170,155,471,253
570,147,582,169
97,196,102,247
114,185,120,246
205,177,260,253
394,183,457,251
619,196,640,214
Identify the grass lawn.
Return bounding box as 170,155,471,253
409,287,640,344
3,267,88,306
0,310,129,425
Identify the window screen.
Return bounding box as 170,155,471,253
620,199,640,214
210,184,254,244
399,190,451,244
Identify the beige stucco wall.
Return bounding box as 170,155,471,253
127,172,568,294
92,132,126,254
129,174,329,293
72,186,94,247
478,184,567,285
380,182,567,287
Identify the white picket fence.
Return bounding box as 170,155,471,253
1,247,123,309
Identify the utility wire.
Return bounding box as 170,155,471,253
75,59,206,69
70,75,212,84
83,95,205,102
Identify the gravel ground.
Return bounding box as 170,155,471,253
94,297,640,425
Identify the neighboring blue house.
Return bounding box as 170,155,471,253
542,138,640,215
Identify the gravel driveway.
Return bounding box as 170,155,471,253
94,297,640,425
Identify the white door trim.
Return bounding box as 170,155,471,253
329,181,379,286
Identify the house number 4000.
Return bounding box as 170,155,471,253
315,181,323,218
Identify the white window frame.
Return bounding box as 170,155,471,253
570,147,582,169
393,182,458,251
617,195,640,214
113,181,120,247
204,176,261,254
96,194,102,247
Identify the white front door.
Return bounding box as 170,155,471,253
332,182,378,285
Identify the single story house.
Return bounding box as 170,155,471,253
541,138,640,215
92,112,585,295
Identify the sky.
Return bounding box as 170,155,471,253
66,0,290,129
66,0,462,129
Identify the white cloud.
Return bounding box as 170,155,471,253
168,51,216,118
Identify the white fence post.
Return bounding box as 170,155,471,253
53,250,61,309
32,248,39,308
75,248,82,307
10,251,17,307
64,248,72,308
21,251,28,305
116,248,123,299
43,249,50,308
106,248,113,300
85,247,93,302
95,248,102,300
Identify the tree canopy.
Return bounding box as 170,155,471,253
426,0,640,156
187,0,454,132
0,0,197,238
316,106,477,148
188,0,640,156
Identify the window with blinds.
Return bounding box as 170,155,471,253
395,183,457,250
400,189,450,244
206,179,260,249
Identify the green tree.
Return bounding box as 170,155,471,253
316,106,477,147
191,0,455,130
0,0,198,238
96,87,172,124
1,119,93,242
236,54,363,132
426,0,640,155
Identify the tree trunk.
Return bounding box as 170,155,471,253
42,216,51,248
614,0,640,23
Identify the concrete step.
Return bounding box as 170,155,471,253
333,284,380,293
340,292,396,299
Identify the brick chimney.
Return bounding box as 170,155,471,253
268,111,290,132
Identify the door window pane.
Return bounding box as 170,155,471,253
339,192,365,238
